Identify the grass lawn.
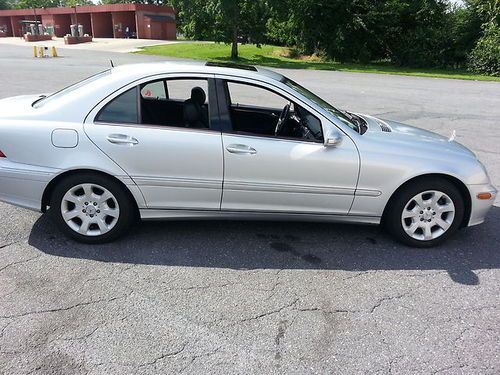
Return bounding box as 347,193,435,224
137,42,500,82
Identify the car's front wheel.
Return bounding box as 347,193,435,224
50,173,136,243
385,178,465,247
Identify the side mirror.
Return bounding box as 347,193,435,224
324,128,342,147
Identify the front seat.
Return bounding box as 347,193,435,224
183,87,208,128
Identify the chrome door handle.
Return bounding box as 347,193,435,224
226,144,257,155
106,134,139,146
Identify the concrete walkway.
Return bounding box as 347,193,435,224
0,37,182,53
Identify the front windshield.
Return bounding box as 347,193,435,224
33,70,111,108
282,78,359,132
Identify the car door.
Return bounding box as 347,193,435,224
84,75,223,210
217,77,359,215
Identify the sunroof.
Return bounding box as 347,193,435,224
205,61,258,71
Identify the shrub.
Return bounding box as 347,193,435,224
468,23,500,76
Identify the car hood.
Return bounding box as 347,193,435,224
358,114,476,160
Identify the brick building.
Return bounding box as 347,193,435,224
0,3,176,40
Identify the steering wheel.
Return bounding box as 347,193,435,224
274,103,291,136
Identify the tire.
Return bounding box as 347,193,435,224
385,178,465,248
49,172,136,244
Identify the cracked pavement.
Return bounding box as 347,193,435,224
0,44,499,374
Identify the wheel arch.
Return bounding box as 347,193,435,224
382,173,471,228
41,169,140,216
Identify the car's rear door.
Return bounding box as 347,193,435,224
84,74,224,210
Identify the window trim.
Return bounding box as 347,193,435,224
218,78,324,144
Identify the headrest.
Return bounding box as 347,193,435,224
191,87,206,105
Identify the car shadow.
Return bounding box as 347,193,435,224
28,206,500,286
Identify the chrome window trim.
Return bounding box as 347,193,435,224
221,131,324,145
92,120,221,135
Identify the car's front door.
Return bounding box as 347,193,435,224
84,75,223,210
217,78,359,214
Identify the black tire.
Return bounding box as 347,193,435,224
49,172,136,244
385,178,465,248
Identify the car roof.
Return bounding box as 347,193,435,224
110,61,285,83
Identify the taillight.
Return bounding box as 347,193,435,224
0,150,5,158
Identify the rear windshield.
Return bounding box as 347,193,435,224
32,70,111,108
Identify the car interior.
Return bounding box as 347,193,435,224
140,79,210,129
224,81,324,142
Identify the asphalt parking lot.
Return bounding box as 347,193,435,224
0,43,499,374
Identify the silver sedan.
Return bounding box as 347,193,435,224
0,62,496,247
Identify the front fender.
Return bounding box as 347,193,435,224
349,142,489,217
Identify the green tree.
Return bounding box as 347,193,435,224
16,0,61,9
467,0,500,24
267,0,459,67
172,0,497,71
468,22,500,75
0,0,12,10
172,0,268,59
100,0,172,5
64,0,93,6
466,0,500,75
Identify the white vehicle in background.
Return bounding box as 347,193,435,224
0,62,496,247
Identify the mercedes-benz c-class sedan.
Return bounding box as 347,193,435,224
0,62,496,247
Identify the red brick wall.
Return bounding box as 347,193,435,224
135,10,176,40
111,11,135,38
0,4,176,40
53,14,72,37
10,16,24,37
71,13,92,36
91,12,112,38
0,16,12,36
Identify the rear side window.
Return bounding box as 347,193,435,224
96,87,138,124
141,81,166,99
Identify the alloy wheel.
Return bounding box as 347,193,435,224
60,183,120,236
401,190,456,241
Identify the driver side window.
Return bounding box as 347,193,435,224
225,81,323,142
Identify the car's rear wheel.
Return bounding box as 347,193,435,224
385,178,465,247
50,173,135,243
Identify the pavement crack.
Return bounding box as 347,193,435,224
0,254,42,273
370,293,410,314
432,365,455,374
0,294,129,319
294,306,361,315
239,298,299,323
165,283,234,292
180,346,222,373
0,238,27,250
137,343,188,368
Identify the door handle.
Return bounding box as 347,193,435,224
226,144,257,155
106,134,139,146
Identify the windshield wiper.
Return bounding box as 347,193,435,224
347,112,368,135
326,108,360,133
